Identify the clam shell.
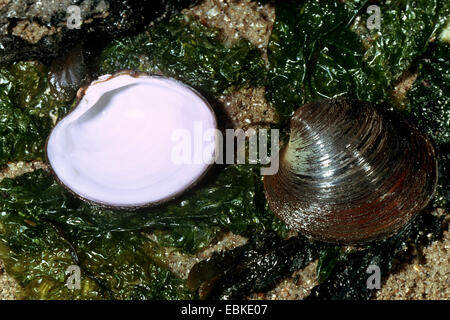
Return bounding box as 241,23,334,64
46,71,217,210
264,98,438,244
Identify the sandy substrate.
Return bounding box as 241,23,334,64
0,0,448,300
376,229,450,300
183,0,275,62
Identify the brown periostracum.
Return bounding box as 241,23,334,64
264,98,438,244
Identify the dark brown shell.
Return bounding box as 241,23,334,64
264,98,438,245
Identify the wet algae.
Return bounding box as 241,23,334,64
0,1,449,300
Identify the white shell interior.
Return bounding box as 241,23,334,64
47,74,217,207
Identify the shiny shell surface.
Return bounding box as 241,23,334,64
264,98,438,244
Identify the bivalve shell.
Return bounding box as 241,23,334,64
264,98,438,244
46,72,217,209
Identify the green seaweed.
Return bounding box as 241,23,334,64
99,15,267,98
0,61,70,167
266,0,448,116
0,164,285,298
0,165,286,254
357,0,447,102
0,214,104,299
266,0,367,116
0,208,193,299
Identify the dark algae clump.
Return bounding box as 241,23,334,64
307,211,444,300
406,42,450,209
0,1,448,300
186,210,443,300
187,232,328,299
